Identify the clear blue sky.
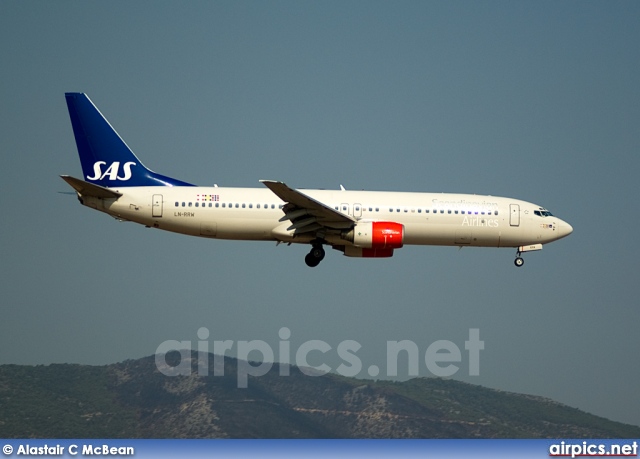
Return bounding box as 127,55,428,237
1,1,639,427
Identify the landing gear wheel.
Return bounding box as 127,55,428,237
311,246,325,261
305,243,326,267
305,253,321,267
514,257,524,267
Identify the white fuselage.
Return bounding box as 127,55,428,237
62,93,573,266
80,186,573,250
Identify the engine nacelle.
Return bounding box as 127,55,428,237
342,221,404,249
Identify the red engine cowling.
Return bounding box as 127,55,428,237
343,221,404,249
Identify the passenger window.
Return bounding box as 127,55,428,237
235,204,239,208
242,204,246,208
188,202,192,207
390,208,393,212
375,208,379,212
215,203,219,208
440,210,444,214
495,211,498,215
175,202,179,207
448,210,451,214
418,209,422,213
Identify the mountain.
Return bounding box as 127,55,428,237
1,352,638,438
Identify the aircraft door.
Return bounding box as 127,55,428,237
152,194,163,217
509,204,520,227
353,203,362,218
340,203,350,217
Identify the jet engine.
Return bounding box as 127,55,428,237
340,221,404,257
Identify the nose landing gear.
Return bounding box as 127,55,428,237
513,244,543,267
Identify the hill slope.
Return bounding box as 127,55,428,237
1,353,638,438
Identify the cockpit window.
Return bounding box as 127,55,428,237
535,209,554,217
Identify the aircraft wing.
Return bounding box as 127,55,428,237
260,180,355,235
60,175,122,199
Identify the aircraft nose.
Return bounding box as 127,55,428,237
557,220,573,239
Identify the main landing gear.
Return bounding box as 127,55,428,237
305,241,326,268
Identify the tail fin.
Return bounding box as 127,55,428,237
65,93,194,187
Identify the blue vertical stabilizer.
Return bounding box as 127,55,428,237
65,93,194,187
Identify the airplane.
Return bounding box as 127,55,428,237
61,93,573,268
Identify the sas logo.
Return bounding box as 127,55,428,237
87,161,136,181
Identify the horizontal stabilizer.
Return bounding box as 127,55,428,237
60,175,122,199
